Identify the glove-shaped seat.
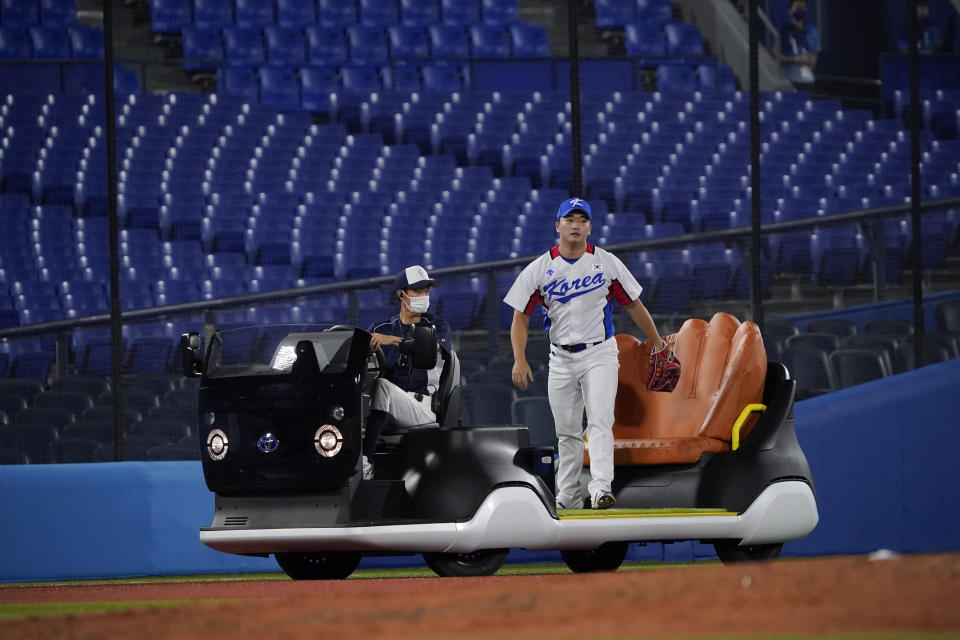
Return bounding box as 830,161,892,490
586,312,767,466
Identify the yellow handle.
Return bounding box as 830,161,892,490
731,403,767,451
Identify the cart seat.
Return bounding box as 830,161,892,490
585,312,767,466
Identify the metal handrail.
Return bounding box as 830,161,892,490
2,195,957,342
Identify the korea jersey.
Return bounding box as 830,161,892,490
503,244,643,345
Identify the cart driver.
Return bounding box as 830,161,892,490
363,265,452,479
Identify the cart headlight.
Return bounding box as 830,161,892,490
330,405,344,421
207,428,228,461
314,425,343,458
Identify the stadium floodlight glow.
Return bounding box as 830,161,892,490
207,429,228,461
330,405,345,421
314,425,343,458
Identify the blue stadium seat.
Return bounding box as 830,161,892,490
636,0,673,24
359,0,399,26
300,65,340,112
482,0,519,25
381,63,421,92
594,0,635,28
317,0,356,27
67,24,103,58
440,0,481,26
259,65,301,110
28,25,70,58
428,23,469,57
192,0,232,30
400,0,439,26
40,0,76,29
150,0,191,34
625,23,666,56
810,227,861,287
276,0,315,29
0,27,32,58
234,0,274,30
222,26,265,66
697,64,737,91
508,23,549,56
264,25,307,65
305,25,348,64
657,63,697,93
341,64,381,96
664,22,704,56
421,61,463,93
181,26,223,71
469,24,511,57
346,24,389,65
388,24,429,58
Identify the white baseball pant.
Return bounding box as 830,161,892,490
547,337,619,508
371,378,436,426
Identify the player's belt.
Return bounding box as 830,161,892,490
554,341,603,353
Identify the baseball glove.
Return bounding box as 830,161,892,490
646,341,681,392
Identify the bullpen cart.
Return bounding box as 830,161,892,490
183,313,818,579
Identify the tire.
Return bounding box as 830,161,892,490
275,552,362,580
423,549,509,577
561,541,629,573
713,541,783,564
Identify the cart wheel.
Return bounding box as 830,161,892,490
713,541,783,564
275,552,362,580
423,549,509,577
561,541,629,573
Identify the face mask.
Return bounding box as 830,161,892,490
402,293,429,315
792,9,807,21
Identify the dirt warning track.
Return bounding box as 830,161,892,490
3,554,960,639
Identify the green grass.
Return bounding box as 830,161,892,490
0,599,228,619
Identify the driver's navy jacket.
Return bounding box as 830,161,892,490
368,312,452,395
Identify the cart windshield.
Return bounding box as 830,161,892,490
206,325,361,379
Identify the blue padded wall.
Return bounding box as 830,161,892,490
1,358,959,581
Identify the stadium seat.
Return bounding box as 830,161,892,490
317,0,356,27
657,63,697,93
594,0,636,28
400,0,439,26
259,65,301,110
32,391,95,420
218,66,259,99
421,62,463,93
66,24,103,58
234,0,274,30
428,24,469,57
192,0,232,30
346,24,389,65
511,396,556,448
388,24,429,58
150,0,190,35
275,0,314,27
804,318,858,339
934,299,960,333
829,348,890,389
28,25,70,58
359,0,399,26
305,25,348,64
508,23,550,57
180,26,223,71
40,0,76,28
49,437,104,463
663,22,704,56
264,25,307,65
0,27,33,58
483,0,520,25
781,345,836,399
625,23,667,56
222,26,266,66
697,64,737,91
469,24,511,57
440,0,481,26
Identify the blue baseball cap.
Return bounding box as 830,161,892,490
556,197,592,220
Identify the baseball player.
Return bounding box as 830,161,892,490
504,197,667,510
363,265,452,479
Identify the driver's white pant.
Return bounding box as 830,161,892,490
371,378,436,426
547,337,619,507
